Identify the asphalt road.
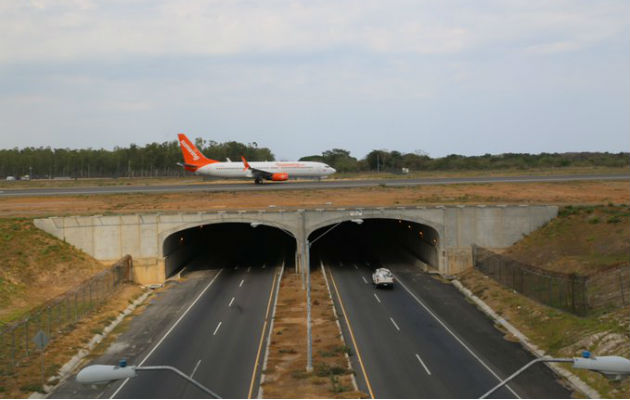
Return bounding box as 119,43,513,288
112,262,279,399
324,254,571,398
51,257,281,399
0,174,627,197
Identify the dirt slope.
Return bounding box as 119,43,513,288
504,204,629,275
0,218,107,322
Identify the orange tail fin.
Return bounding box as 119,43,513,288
177,133,216,169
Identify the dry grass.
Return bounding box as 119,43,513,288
0,180,628,218
503,205,630,275
0,284,145,398
458,269,629,399
262,269,364,398
0,218,108,323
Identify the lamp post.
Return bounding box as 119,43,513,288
76,360,221,398
305,218,363,372
480,352,630,399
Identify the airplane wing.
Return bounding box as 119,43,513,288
241,156,288,183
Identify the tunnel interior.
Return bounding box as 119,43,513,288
309,219,439,271
163,223,296,277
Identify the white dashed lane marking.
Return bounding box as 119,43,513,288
390,317,400,332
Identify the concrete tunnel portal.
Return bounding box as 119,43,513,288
309,219,440,272
34,205,558,283
163,223,297,277
162,218,440,278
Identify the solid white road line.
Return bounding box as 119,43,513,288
373,293,381,303
229,297,235,307
390,317,400,332
239,279,245,287
362,276,368,284
110,269,223,398
354,264,358,270
415,354,431,375
213,321,222,336
391,272,521,398
191,360,202,378
247,266,251,272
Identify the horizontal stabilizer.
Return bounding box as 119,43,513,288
176,162,200,169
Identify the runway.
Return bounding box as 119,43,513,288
0,174,627,197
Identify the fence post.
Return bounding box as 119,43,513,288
12,327,16,371
620,270,627,306
25,318,29,357
47,306,52,337
74,292,78,322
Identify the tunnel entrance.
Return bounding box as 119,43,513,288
162,223,296,277
309,219,439,272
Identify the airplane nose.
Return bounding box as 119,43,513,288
330,167,336,174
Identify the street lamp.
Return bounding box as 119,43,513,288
480,352,630,398
76,360,221,398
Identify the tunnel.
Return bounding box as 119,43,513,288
162,223,296,277
309,218,439,272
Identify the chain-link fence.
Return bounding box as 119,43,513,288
473,246,589,315
586,265,629,311
0,255,132,376
473,246,629,316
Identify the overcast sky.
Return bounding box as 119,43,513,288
0,1,628,160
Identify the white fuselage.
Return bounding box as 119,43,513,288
195,161,336,179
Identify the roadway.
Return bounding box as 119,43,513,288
52,256,282,399
112,261,279,398
323,253,571,398
0,173,627,197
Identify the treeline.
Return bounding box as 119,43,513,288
300,149,630,173
0,139,274,178
0,139,627,178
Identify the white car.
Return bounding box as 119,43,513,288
372,268,394,288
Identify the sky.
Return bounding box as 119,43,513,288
0,0,628,160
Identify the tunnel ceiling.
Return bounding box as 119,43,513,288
309,219,439,269
162,223,296,277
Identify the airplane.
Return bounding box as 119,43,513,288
177,133,336,184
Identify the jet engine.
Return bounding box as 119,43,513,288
271,173,289,181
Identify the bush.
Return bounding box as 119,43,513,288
20,383,43,393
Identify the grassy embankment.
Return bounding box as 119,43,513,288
0,218,110,323
458,204,629,398
0,218,144,397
